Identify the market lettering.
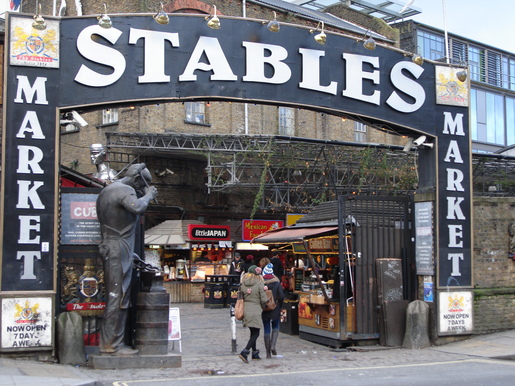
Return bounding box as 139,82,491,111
12,75,49,281
442,111,467,278
74,26,426,114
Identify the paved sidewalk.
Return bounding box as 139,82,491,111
0,303,514,385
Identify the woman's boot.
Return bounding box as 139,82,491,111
251,350,261,360
239,349,250,363
270,330,279,355
264,334,272,358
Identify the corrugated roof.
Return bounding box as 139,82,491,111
249,0,388,40
144,219,204,245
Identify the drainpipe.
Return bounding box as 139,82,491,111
242,1,249,134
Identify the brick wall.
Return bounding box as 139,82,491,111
472,197,515,333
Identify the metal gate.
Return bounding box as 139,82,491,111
338,195,415,341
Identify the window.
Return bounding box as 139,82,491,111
450,39,467,65
417,30,445,61
279,107,295,136
469,47,486,83
185,102,206,124
470,89,505,146
102,108,118,124
487,51,502,87
354,122,367,143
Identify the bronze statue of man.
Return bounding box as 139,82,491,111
96,163,158,355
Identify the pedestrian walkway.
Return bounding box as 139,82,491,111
0,303,514,385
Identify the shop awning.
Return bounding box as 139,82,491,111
144,220,189,245
251,226,338,244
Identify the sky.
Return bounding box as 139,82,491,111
405,0,514,53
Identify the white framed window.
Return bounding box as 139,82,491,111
354,122,367,143
102,108,118,124
279,107,295,136
185,102,206,124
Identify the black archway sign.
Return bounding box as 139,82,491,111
0,14,471,347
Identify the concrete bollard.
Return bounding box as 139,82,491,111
57,311,87,366
403,300,431,349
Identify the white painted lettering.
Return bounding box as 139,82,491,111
14,76,48,105
16,251,41,279
75,25,126,87
18,216,41,244
448,224,463,247
17,146,44,174
129,28,179,83
298,48,337,95
243,41,291,84
341,53,380,105
386,61,425,113
16,180,45,209
16,111,46,140
180,37,237,81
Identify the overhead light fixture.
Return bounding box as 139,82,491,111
412,54,424,66
310,21,326,45
154,2,169,25
361,30,376,50
98,4,112,29
263,11,280,32
205,5,221,30
456,68,467,82
32,3,46,31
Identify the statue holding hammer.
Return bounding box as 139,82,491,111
96,163,158,355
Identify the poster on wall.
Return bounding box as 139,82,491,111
438,291,473,335
415,201,434,275
61,193,101,245
1,297,53,349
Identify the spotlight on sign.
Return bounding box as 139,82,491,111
98,4,112,29
360,30,376,50
205,5,221,30
154,2,169,25
263,11,280,32
32,3,46,31
310,21,326,45
412,54,424,66
456,69,467,82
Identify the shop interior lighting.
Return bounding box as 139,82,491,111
263,11,280,32
98,4,112,29
205,5,221,30
32,3,46,31
310,21,326,45
154,2,169,25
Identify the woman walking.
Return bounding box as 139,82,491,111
239,265,268,363
262,263,284,358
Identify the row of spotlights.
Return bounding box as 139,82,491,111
29,1,469,79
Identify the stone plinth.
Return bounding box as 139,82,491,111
89,353,181,369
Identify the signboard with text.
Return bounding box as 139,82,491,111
242,220,284,241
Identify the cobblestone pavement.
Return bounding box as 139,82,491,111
78,303,479,384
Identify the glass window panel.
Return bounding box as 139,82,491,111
470,89,477,141
279,107,295,136
185,102,205,124
506,97,515,146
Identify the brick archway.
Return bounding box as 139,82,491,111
164,0,222,15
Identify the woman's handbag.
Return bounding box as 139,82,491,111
263,289,276,311
234,289,244,321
